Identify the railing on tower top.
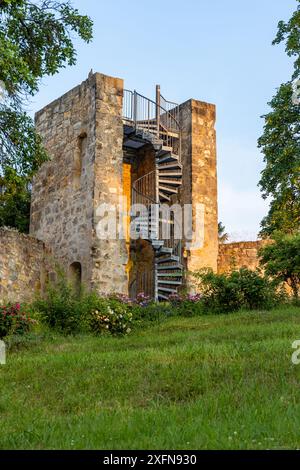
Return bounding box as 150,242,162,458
159,90,180,132
123,88,181,158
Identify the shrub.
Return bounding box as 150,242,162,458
33,275,84,333
169,292,204,317
232,268,282,310
135,292,152,307
131,301,175,323
193,268,281,314
259,233,300,299
33,273,134,336
174,300,204,317
0,303,36,338
109,292,151,307
89,298,133,336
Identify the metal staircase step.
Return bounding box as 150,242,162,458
158,287,178,293
157,263,183,270
157,280,182,286
156,249,173,256
159,247,173,254
152,239,164,244
136,123,157,130
158,293,170,301
158,154,180,164
157,269,183,275
156,255,180,263
156,146,173,157
158,161,182,170
158,171,182,177
159,178,182,186
158,185,178,194
159,192,171,202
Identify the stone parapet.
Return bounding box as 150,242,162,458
0,228,50,303
218,240,271,273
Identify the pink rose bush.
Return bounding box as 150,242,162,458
0,303,37,338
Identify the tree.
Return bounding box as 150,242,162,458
259,233,300,299
0,0,93,232
258,0,300,236
0,167,31,233
218,221,229,244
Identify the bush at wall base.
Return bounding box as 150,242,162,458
0,304,36,338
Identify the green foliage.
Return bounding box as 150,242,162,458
0,167,31,232
258,1,300,235
2,308,300,449
168,293,204,317
0,0,93,96
131,302,175,323
173,300,204,317
272,0,300,79
0,303,36,338
258,83,300,235
193,268,280,314
0,106,48,231
0,0,93,232
33,273,88,334
218,221,229,243
259,232,300,298
89,299,133,336
33,272,134,336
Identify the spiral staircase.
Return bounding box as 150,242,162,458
123,87,184,301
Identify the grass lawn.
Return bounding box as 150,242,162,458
1,306,300,450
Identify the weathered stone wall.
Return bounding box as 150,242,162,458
218,240,270,274
31,72,128,295
0,229,50,303
179,99,218,282
31,73,96,287
91,73,128,294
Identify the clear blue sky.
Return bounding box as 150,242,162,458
31,0,296,241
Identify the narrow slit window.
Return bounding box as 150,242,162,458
69,262,82,296
74,133,87,189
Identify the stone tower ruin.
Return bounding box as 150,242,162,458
30,72,218,300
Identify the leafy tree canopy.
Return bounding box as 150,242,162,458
0,0,93,97
258,1,300,236
0,166,31,232
259,232,300,298
218,221,229,244
0,0,93,231
273,0,300,79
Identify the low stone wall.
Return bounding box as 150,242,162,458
0,228,51,303
218,240,270,274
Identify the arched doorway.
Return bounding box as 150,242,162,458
69,262,82,295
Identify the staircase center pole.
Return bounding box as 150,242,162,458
154,84,161,302
156,85,161,138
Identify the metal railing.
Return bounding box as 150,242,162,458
160,92,180,132
158,212,183,263
132,171,156,206
123,88,181,157
131,171,157,240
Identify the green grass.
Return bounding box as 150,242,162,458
1,306,300,449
